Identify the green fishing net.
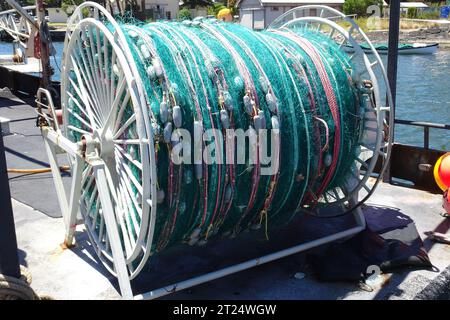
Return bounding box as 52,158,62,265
65,18,362,259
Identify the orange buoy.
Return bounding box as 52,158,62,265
217,8,232,22
434,154,447,191
438,153,450,188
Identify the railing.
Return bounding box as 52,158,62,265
394,119,450,150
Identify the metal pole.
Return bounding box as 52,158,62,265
382,0,400,183
36,0,52,90
424,126,429,150
0,129,20,279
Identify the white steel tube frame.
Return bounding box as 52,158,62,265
135,208,365,300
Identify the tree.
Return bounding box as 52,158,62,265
227,0,237,15
178,8,191,20
45,0,63,6
62,0,85,15
1,0,35,11
407,7,418,19
207,2,226,16
343,0,382,17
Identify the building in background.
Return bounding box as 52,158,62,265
399,2,428,14
138,0,179,20
237,0,344,29
179,0,213,18
46,6,72,23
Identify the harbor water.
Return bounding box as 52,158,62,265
0,41,448,150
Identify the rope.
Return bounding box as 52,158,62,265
7,165,70,174
0,266,52,300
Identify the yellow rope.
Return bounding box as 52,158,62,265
7,165,70,174
0,266,52,300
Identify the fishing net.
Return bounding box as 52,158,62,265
65,18,362,260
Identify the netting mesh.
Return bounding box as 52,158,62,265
66,18,363,258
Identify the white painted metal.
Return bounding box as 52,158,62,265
61,17,154,279
36,88,60,131
94,162,133,299
268,5,394,216
61,3,158,279
0,4,37,57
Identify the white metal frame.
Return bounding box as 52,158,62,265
37,4,391,300
0,3,38,58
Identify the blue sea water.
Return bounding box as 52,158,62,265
375,52,450,151
0,41,449,150
0,40,63,80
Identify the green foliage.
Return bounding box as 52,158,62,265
407,7,418,19
178,8,192,20
206,6,215,16
343,0,382,17
205,2,227,17
227,0,238,15
206,3,227,17
417,10,441,19
0,0,34,11
213,2,226,14
45,0,62,6
61,0,84,16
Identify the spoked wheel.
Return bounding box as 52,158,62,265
61,16,157,279
268,5,393,217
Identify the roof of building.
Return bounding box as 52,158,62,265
400,2,428,8
261,0,344,2
237,0,344,7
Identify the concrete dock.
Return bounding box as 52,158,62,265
1,89,449,300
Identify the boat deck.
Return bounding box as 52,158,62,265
0,57,41,73
1,90,449,300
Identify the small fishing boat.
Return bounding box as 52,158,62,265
344,42,439,55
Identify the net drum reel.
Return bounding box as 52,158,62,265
37,3,393,299
268,5,393,217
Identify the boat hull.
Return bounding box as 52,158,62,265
343,43,439,55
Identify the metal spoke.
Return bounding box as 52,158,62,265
113,114,136,139
67,91,101,126
69,58,101,129
117,157,144,196
118,181,139,241
355,157,369,170
115,145,143,171
112,90,131,134
118,170,143,218
118,178,141,242
73,41,103,114
67,108,93,130
113,139,141,145
104,75,128,134
67,125,90,135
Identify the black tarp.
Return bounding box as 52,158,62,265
308,205,433,282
